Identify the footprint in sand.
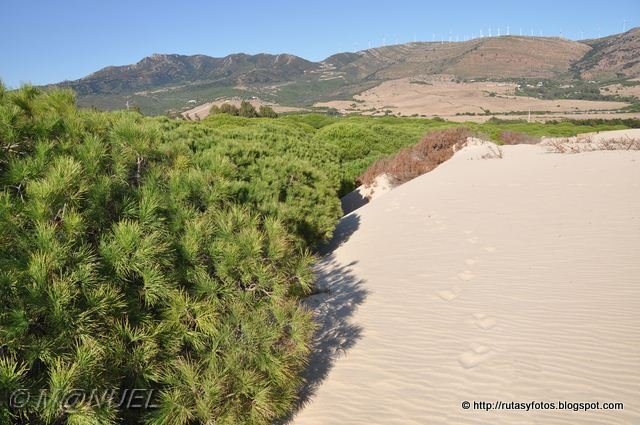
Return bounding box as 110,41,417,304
472,313,497,330
463,229,474,235
458,344,494,369
436,286,461,301
467,236,479,244
457,270,475,281
484,246,497,252
465,258,478,266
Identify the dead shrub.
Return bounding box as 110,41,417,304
357,127,471,187
545,135,640,153
499,131,540,145
482,144,503,159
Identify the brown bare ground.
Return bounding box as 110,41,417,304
446,112,640,123
315,77,635,120
600,83,640,99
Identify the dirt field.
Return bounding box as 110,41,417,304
315,77,634,121
600,83,640,99
446,112,640,123
182,97,306,119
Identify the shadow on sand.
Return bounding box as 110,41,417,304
278,214,368,424
318,212,361,255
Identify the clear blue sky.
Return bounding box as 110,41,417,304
1,0,638,88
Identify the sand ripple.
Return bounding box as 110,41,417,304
290,144,640,425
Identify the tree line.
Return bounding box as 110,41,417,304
209,101,278,118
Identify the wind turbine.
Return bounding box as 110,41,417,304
507,25,510,35
489,27,492,37
623,19,628,32
498,27,501,37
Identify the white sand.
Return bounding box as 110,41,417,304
292,142,640,424
341,174,396,215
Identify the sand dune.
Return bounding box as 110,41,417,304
291,141,640,424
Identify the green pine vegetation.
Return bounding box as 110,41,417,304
0,85,323,425
0,83,637,424
208,102,278,119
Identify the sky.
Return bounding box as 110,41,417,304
1,0,638,88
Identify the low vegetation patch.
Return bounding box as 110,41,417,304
208,101,278,118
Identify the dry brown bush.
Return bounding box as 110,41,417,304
544,136,640,153
482,144,503,159
499,131,540,145
357,127,471,187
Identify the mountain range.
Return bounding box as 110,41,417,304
48,27,640,115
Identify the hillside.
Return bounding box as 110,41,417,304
327,36,589,81
575,27,640,79
45,29,640,115
54,52,318,95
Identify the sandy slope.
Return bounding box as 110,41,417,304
291,142,640,424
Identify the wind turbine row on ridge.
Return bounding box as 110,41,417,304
374,22,628,47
